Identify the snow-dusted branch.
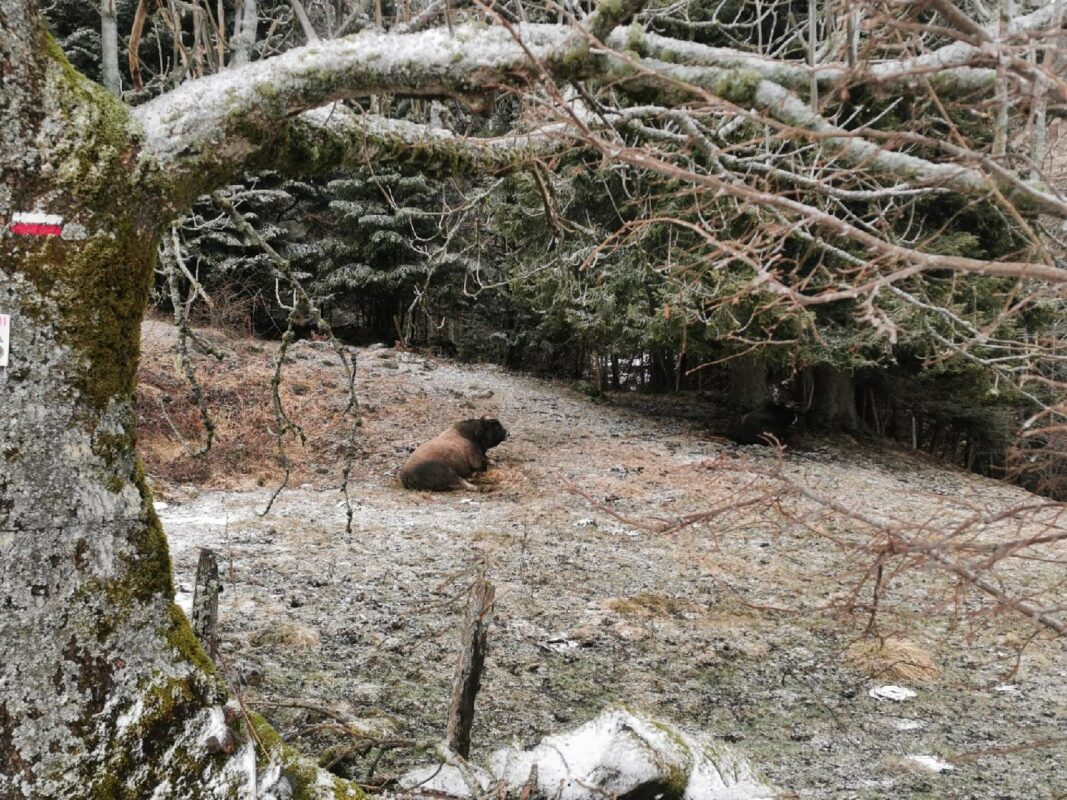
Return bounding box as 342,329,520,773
603,52,1067,217
133,2,1066,218
583,131,1067,285
617,1,1063,97
275,104,570,177
133,23,589,202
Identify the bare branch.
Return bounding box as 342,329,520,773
288,0,319,43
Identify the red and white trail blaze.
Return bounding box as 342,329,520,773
9,211,64,236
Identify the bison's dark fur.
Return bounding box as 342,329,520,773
400,417,509,491
732,403,798,446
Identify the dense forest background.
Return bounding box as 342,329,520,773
44,0,1067,495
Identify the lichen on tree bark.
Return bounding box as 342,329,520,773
0,16,361,798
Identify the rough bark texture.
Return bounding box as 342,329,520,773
809,365,861,431
726,357,769,410
192,548,221,655
0,14,359,798
99,0,120,95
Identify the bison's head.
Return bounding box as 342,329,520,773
479,416,509,448
766,403,799,426
455,416,509,451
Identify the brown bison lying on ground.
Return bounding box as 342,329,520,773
400,417,509,491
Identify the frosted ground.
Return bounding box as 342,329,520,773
150,332,1067,798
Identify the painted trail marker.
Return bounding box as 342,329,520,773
10,212,65,237
0,314,9,368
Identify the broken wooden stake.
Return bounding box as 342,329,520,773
192,547,221,657
446,573,495,759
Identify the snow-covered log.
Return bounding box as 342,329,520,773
400,709,778,800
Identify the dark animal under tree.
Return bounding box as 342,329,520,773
732,403,799,446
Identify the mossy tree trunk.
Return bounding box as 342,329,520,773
0,2,601,796
727,356,769,410
0,14,257,800
0,7,353,797
808,364,861,431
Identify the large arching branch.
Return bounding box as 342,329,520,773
132,0,1067,218
132,23,591,205
132,0,652,202
251,104,571,180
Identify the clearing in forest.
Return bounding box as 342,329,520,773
140,320,1067,800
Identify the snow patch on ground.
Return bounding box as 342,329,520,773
488,709,775,800
868,685,917,702
905,755,956,773
889,718,924,731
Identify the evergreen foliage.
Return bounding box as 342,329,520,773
39,0,1067,489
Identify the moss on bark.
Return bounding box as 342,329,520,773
1,25,367,800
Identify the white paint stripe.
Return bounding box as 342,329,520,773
11,212,65,226
0,314,9,368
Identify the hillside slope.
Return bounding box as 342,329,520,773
139,320,1067,799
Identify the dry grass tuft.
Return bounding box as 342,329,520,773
474,462,526,492
845,636,940,682
603,593,702,619
249,621,321,651
137,318,362,490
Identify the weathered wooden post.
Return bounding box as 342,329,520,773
446,573,495,759
191,548,221,656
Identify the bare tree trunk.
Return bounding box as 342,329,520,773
100,0,120,94
993,0,1013,159
727,356,769,409
807,0,818,109
676,321,687,392
846,3,861,68
231,0,257,65
591,351,604,392
1032,0,1063,177
447,575,495,759
289,0,320,42
809,365,860,430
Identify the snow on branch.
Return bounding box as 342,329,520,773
268,103,571,178
132,0,655,191
580,131,1067,286
616,2,1065,99
131,3,1067,223
133,22,588,190
599,53,1067,218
